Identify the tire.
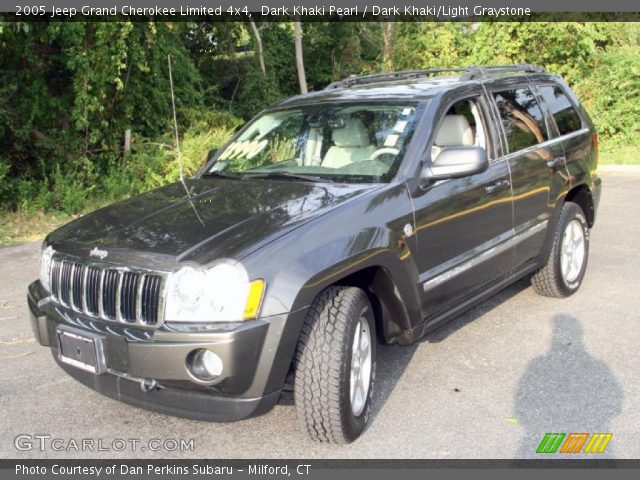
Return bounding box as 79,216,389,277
531,201,590,297
294,286,377,444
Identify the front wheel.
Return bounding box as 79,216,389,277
294,286,377,444
531,201,590,297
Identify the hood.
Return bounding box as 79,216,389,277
47,178,377,268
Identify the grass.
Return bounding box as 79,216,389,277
0,210,76,246
599,144,639,165
0,202,108,246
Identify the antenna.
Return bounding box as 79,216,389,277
167,55,204,227
167,54,183,182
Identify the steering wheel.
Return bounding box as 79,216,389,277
370,147,400,161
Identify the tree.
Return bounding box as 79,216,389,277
294,20,308,94
382,22,394,72
247,18,267,75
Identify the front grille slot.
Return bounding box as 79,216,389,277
59,261,73,306
50,259,62,300
141,275,161,325
102,269,119,319
49,256,164,327
71,264,85,310
120,272,139,322
85,267,101,315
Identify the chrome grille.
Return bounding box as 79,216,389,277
141,275,161,323
49,256,165,327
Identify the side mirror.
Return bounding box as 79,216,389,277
421,146,488,183
206,149,218,163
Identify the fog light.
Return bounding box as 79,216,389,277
187,349,223,382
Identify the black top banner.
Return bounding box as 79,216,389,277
2,0,640,20
4,0,640,13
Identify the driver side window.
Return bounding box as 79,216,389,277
432,97,489,163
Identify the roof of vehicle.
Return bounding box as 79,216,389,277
273,64,558,109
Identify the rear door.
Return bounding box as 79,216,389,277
535,82,594,192
486,79,567,268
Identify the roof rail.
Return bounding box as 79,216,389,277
324,64,546,90
325,68,469,90
460,63,546,80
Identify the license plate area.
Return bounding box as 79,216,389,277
56,326,106,375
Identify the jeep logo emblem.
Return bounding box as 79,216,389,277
89,247,108,260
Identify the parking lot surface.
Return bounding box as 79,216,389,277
1,172,638,459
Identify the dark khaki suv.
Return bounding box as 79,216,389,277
29,64,601,443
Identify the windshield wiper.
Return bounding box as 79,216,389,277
201,170,244,179
244,171,330,183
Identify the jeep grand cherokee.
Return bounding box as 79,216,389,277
28,64,601,443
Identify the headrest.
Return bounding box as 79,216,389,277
332,118,371,147
435,115,474,147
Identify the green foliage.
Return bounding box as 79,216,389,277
574,41,640,149
236,68,283,119
0,21,203,214
165,124,236,180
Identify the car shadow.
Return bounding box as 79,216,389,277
425,276,531,343
370,277,532,421
514,314,623,458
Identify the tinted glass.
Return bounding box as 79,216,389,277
538,85,583,136
494,88,548,153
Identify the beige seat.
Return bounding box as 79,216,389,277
431,115,474,161
322,118,377,169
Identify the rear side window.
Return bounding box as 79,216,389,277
538,85,583,136
493,88,548,153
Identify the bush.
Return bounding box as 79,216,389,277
164,125,236,181
235,68,283,119
575,45,640,150
0,109,240,216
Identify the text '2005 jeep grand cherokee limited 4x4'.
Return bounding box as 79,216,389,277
29,64,601,443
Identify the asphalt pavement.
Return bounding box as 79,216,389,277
1,172,638,459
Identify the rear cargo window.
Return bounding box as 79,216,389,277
493,88,548,153
538,85,583,136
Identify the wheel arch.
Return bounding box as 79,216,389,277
536,182,595,273
287,251,420,346
332,265,414,345
280,261,417,393
565,183,595,227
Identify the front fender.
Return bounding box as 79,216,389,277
242,182,421,336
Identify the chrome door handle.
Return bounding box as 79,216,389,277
547,156,566,169
485,179,511,195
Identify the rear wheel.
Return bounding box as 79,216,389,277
531,202,590,297
294,286,376,444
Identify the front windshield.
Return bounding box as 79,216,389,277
207,102,425,183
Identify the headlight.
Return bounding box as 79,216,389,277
40,245,54,291
165,260,265,322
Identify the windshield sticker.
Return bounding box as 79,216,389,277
384,134,399,147
394,120,408,133
218,142,237,160
246,139,268,159
219,140,268,161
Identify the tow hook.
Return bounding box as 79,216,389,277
140,379,160,392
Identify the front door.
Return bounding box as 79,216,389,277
409,93,514,319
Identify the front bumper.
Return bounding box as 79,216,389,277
28,281,307,422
